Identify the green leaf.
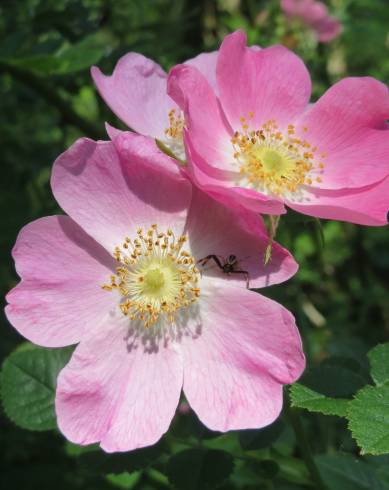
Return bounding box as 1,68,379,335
290,383,349,417
4,33,109,76
369,343,389,386
315,453,389,490
53,33,109,75
239,418,285,450
167,448,234,490
0,344,73,431
348,382,389,455
303,357,366,398
106,471,142,489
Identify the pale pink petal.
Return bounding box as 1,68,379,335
297,77,389,189
168,63,235,173
187,188,297,288
185,51,219,94
91,53,175,140
287,176,389,226
106,125,182,179
217,30,311,130
51,138,191,253
182,280,305,431
56,318,183,452
5,216,116,347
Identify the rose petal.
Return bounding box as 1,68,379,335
56,317,183,452
182,279,305,431
297,77,389,189
51,138,191,253
187,188,297,288
217,30,311,130
91,53,175,139
5,216,116,347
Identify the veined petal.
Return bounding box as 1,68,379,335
296,77,389,189
168,63,235,173
91,53,175,140
182,279,305,432
217,30,311,130
185,51,219,94
5,216,116,347
287,176,389,226
56,317,183,452
51,138,192,253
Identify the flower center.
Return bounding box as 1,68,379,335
144,268,165,292
231,116,325,196
163,109,186,160
102,225,200,328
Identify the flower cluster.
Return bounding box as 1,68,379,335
5,29,389,453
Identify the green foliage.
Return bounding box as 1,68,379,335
348,383,389,455
239,419,285,450
348,344,389,455
1,0,389,489
291,344,389,456
290,384,349,417
1,344,73,431
166,448,234,490
369,344,389,386
316,453,389,490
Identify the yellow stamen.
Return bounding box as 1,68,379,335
102,225,200,328
231,114,325,196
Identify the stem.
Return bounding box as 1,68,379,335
285,403,327,490
0,61,103,140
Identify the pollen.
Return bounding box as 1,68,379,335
102,225,200,328
163,108,186,160
165,109,184,141
231,115,325,197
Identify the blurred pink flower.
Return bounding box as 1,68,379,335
167,30,389,226
281,0,342,43
5,134,304,452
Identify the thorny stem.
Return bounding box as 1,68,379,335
285,401,328,490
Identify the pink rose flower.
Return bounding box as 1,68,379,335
91,50,218,161
5,134,304,452
167,30,389,226
281,0,342,43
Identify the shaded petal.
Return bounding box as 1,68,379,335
182,280,305,431
51,138,192,253
5,216,116,347
187,188,297,288
185,51,219,94
106,125,182,179
56,317,183,452
168,63,235,173
297,77,389,189
217,30,311,130
91,53,175,139
287,176,389,226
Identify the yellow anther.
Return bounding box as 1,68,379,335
102,225,200,328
